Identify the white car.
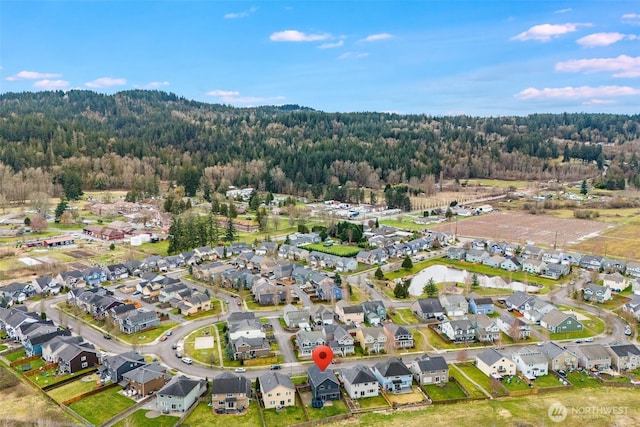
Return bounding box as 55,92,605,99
181,357,192,364
234,367,246,373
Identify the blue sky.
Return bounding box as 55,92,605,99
2,1,639,116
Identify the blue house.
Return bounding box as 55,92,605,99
24,329,71,356
468,295,494,315
83,267,107,287
372,357,413,393
308,365,340,401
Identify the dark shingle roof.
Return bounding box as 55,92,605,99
259,372,293,394
414,354,448,372
341,365,376,385
158,375,204,398
374,357,411,377
211,371,251,395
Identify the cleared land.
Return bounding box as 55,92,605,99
569,218,640,259
429,211,609,247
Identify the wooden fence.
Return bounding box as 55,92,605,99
62,382,119,405
9,354,41,367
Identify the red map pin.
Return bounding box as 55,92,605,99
312,345,333,372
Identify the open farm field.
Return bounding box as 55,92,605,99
569,218,640,259
428,211,610,247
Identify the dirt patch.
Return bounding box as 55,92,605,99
70,262,90,270
66,250,96,259
429,212,609,247
145,410,162,419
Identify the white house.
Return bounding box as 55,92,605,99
511,348,548,379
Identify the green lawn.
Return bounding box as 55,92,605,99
184,402,262,427
307,398,349,420
500,375,532,392
116,321,179,345
453,363,507,397
301,243,360,257
532,374,569,388
183,299,224,319
379,219,429,231
262,405,307,427
46,375,100,402
356,394,389,409
183,324,219,366
0,345,7,352
566,371,601,389
68,386,135,425
113,409,178,427
29,367,96,389
424,381,468,401
391,308,421,325
5,349,26,362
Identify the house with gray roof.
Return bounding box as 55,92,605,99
608,343,640,372
411,298,444,321
497,314,531,339
338,365,379,399
539,342,579,371
583,283,612,303
504,291,535,313
122,362,169,396
441,319,476,343
572,344,612,370
335,301,364,325
361,301,386,326
296,330,326,358
476,348,515,378
383,323,414,349
211,371,251,414
100,351,146,383
157,376,206,412
57,342,98,374
372,357,413,393
511,348,548,379
439,294,469,317
540,309,583,333
282,304,310,329
409,353,448,385
447,247,466,260
468,295,494,315
258,372,295,409
118,309,159,334
308,365,340,401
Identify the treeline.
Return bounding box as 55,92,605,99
1,90,639,204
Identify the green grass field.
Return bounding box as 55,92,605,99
46,375,100,402
390,308,421,325
184,402,262,427
112,410,178,427
424,381,468,401
454,363,508,397
262,405,307,427
356,394,389,409
566,371,602,389
68,386,135,425
307,398,349,420
532,374,567,388
379,219,429,232
500,375,531,392
301,243,361,257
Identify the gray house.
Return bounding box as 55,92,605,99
156,376,206,412
99,351,146,383
409,353,449,385
308,365,340,401
119,309,160,334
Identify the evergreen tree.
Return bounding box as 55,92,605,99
472,273,480,287
225,216,236,242
580,179,588,195
402,255,413,269
423,278,438,297
55,198,69,221
374,266,384,280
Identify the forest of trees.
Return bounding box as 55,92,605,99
1,90,639,207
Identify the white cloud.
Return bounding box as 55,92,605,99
582,99,615,105
515,85,640,100
361,33,392,42
554,8,572,14
85,77,127,88
270,30,330,42
555,55,640,77
32,79,69,89
511,23,590,41
577,32,637,47
205,89,284,104
224,7,256,19
338,52,369,60
6,70,61,81
622,13,640,19
145,81,170,88
318,40,344,49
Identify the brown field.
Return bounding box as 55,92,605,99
429,211,610,247
569,217,640,260
69,262,90,270
66,250,96,259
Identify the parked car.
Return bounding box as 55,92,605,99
237,301,241,306
625,327,632,336
234,367,246,373
182,357,192,364
166,331,173,336
175,352,182,358
557,370,567,377
585,337,594,342
172,343,178,350
160,335,168,341
270,365,282,370
103,334,111,340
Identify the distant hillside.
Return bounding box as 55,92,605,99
0,90,638,203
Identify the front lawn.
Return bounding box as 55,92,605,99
262,405,307,427
566,370,601,389
68,386,135,425
184,402,262,427
47,374,100,402
0,345,7,352
113,409,179,427
307,398,349,420
424,381,468,401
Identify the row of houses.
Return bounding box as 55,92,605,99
476,341,640,379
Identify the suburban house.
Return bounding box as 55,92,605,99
483,254,506,269
522,259,547,275
99,351,146,383
603,272,628,292
122,362,170,397
582,284,612,303
601,258,626,274
231,336,271,360
622,295,640,321
500,257,521,272
24,329,71,357
156,376,207,412
411,298,445,321
522,298,556,324
308,365,341,401
540,309,584,333
608,343,640,372
118,309,160,334
372,357,413,393
361,301,387,326
310,305,335,326
580,255,603,270
105,264,129,281
465,249,489,264
57,342,98,374
228,318,266,341
441,319,476,343
176,292,211,316
282,304,310,329
335,301,364,325
0,307,39,340
383,323,414,349
41,336,84,363
475,348,516,378
572,344,612,371
497,314,531,339
627,261,640,279
468,295,494,315
504,291,535,314
258,372,295,409
338,365,379,399
296,330,326,358
511,348,549,379
467,313,500,342
540,342,579,371
355,327,387,355
211,371,252,414
408,353,449,385
447,247,467,260
543,263,570,279
32,276,61,295
439,294,469,317
323,324,355,357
